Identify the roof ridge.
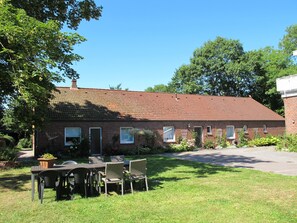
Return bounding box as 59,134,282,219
55,86,251,99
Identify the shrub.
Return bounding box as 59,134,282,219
168,139,194,152
248,135,280,147
238,130,249,147
204,140,215,149
17,137,32,149
276,134,297,152
0,134,15,148
216,133,228,148
0,146,20,161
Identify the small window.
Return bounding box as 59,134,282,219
120,127,134,144
243,125,248,134
226,126,235,139
65,127,81,146
263,125,268,134
163,126,175,142
207,126,212,135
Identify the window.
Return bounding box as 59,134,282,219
226,126,235,139
163,126,175,142
120,127,134,144
65,127,81,146
263,125,268,134
243,125,248,134
207,126,212,135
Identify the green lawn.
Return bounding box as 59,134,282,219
0,156,296,223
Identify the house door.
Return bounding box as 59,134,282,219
89,128,102,155
194,127,203,147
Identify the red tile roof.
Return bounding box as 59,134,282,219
49,87,284,121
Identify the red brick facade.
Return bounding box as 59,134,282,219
283,97,297,134
36,120,285,155
35,85,285,155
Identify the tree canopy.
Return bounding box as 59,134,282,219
0,1,102,133
145,84,170,93
10,0,102,30
169,37,259,97
156,26,297,115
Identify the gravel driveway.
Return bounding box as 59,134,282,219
162,146,297,176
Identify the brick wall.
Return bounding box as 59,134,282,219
283,97,297,134
36,120,285,155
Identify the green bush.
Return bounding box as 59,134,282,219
248,135,280,147
276,134,297,152
17,137,32,149
216,133,228,148
0,146,20,161
0,134,16,148
204,140,215,149
238,130,249,147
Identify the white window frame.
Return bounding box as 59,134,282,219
65,127,81,146
206,126,212,135
163,126,175,142
226,125,235,139
120,127,134,144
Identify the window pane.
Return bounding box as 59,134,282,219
163,126,175,142
65,127,81,145
120,128,134,144
226,126,234,139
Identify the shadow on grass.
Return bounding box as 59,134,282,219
0,154,243,193
0,173,31,192
146,155,240,191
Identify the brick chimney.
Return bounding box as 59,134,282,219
70,79,78,90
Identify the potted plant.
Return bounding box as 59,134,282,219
38,153,57,168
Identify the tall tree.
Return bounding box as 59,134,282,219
0,2,87,133
169,37,258,97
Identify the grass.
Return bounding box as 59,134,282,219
0,156,296,223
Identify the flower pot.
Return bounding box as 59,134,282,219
38,158,57,168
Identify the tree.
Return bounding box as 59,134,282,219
0,3,86,133
253,47,297,115
145,84,171,93
279,24,297,55
169,37,258,97
10,0,102,30
109,83,128,91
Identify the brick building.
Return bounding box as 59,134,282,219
35,80,285,155
277,74,297,134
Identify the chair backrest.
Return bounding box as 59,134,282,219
105,162,124,179
129,159,147,176
67,167,90,184
110,155,125,162
89,156,104,164
39,170,60,188
62,160,78,165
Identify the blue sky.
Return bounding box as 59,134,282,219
60,0,297,91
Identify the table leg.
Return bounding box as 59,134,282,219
31,173,35,201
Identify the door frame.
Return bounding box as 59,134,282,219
89,127,102,155
193,126,203,147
